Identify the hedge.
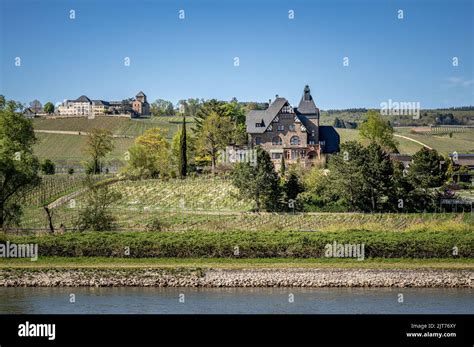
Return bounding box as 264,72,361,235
1,229,472,258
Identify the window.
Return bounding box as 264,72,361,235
255,123,261,127
272,136,282,145
255,137,262,145
267,124,273,131
277,125,284,131
271,153,283,159
290,136,300,146
289,124,296,132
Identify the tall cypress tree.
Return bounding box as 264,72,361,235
280,155,286,177
179,116,187,178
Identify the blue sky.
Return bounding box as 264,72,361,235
0,0,473,109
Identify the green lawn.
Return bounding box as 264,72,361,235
1,256,472,269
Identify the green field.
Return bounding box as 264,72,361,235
336,127,474,154
336,128,425,154
1,256,472,270
394,127,474,154
33,133,134,163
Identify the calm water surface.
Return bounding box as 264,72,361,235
0,287,472,314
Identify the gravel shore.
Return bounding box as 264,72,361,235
1,268,473,287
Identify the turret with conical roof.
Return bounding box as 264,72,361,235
296,85,319,118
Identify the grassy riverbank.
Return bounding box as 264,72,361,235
1,257,473,270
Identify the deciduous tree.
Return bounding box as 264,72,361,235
197,112,234,173
126,128,170,178
0,104,40,228
359,110,398,152
83,128,114,174
43,102,54,114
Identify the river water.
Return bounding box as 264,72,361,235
0,287,472,314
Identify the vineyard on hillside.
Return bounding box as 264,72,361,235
16,174,112,208
18,202,473,234
33,116,194,138
106,177,254,212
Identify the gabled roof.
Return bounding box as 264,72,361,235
136,91,146,97
75,95,91,103
296,85,319,116
246,97,289,133
294,114,312,133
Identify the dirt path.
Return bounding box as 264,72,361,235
34,129,132,138
394,134,432,149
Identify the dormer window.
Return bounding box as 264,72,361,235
267,124,273,131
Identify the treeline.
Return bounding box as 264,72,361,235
325,108,368,113
149,97,265,117
436,106,474,111
333,117,357,129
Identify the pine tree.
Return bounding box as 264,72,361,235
179,116,187,178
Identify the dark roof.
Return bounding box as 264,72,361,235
92,100,110,106
319,126,340,153
136,91,146,97
390,154,412,161
296,85,319,116
294,114,312,133
75,95,91,103
246,97,288,133
448,154,474,168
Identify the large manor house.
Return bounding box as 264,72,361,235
56,91,150,117
246,85,339,168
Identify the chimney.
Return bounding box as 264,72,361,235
275,94,279,98
268,99,271,105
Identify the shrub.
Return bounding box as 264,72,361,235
41,159,55,175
